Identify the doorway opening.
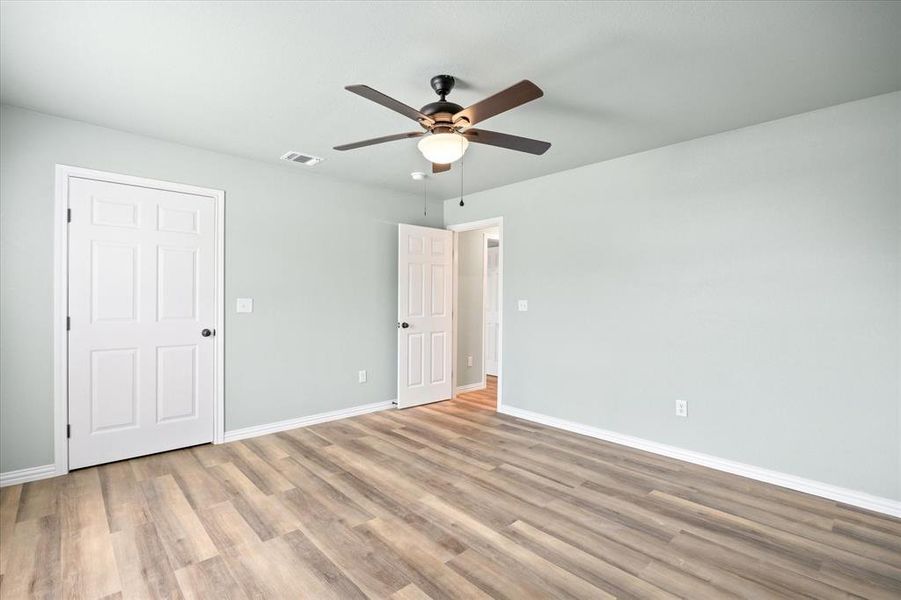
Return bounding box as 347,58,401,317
450,218,503,412
394,218,503,412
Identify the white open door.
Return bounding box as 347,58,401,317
67,174,219,469
397,224,453,408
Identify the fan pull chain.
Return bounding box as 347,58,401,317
423,177,428,216
459,156,465,207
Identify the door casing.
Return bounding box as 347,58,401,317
53,165,225,476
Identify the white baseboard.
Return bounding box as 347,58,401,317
456,382,487,394
0,464,59,487
1,402,394,485
222,400,394,443
499,404,901,519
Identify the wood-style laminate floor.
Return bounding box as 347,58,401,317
1,377,899,599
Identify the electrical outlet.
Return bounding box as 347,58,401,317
517,299,528,311
675,399,687,417
358,370,367,383
467,355,473,367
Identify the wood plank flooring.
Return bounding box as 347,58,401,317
1,378,899,599
457,376,497,411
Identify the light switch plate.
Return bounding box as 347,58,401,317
517,299,528,312
236,298,253,313
358,370,367,383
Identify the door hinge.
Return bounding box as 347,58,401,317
67,424,71,438
66,316,71,331
67,208,71,223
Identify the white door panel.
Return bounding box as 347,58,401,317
68,177,217,469
397,224,453,408
157,344,198,422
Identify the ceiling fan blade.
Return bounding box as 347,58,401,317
432,162,451,174
463,128,551,155
345,85,433,124
333,131,424,151
454,80,543,127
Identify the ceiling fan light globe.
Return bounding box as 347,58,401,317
417,133,469,164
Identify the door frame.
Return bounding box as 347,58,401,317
447,217,503,411
53,165,225,476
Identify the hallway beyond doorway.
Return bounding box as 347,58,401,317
454,375,497,411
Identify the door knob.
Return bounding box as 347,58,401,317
201,328,213,337
397,322,410,329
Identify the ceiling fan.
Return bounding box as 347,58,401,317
333,74,551,174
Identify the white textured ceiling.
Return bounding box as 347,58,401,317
2,1,900,199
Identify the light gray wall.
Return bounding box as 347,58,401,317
456,230,484,387
445,92,901,500
0,104,442,472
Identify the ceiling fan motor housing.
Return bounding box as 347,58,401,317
420,103,464,133
420,101,464,117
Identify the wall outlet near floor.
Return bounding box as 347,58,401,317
358,370,367,383
517,299,528,311
675,399,688,417
467,355,473,367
